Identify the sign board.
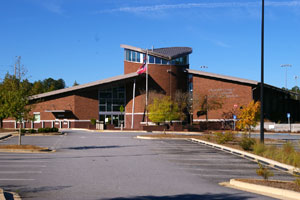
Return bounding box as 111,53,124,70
287,113,291,118
233,115,236,120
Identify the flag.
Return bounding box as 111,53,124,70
137,55,147,74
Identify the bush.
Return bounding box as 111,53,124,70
256,162,274,180
20,128,26,133
37,127,59,133
90,118,96,125
253,142,267,156
28,129,36,134
239,137,256,151
51,127,58,132
214,131,235,144
38,128,44,133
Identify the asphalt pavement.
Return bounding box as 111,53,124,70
0,130,295,200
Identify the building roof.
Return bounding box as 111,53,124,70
187,69,259,85
120,44,192,60
30,72,139,100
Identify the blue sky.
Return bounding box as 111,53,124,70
1,0,300,89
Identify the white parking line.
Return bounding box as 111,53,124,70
0,171,42,174
0,160,49,163
0,165,46,167
0,178,35,181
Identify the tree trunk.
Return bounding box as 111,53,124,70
18,122,22,145
0,118,2,129
248,127,252,138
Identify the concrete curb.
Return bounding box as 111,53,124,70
0,188,22,200
223,179,300,200
0,133,14,140
189,138,300,175
0,188,5,200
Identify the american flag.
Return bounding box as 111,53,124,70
137,55,147,74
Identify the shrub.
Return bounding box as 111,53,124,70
256,162,274,180
90,118,96,125
38,128,44,133
44,127,51,133
28,129,36,133
51,127,58,132
253,142,267,156
37,127,58,133
20,128,26,133
239,137,256,151
214,131,235,144
214,132,226,144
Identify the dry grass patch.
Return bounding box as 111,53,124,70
0,144,47,150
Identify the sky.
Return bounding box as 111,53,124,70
0,0,300,89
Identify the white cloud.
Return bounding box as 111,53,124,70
97,1,300,14
31,0,64,15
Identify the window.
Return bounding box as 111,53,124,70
137,52,140,62
99,86,126,127
34,113,40,122
162,59,168,64
148,55,154,63
155,57,162,64
125,49,189,65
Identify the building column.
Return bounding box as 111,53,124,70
131,79,136,129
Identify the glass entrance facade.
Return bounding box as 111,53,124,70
99,86,125,127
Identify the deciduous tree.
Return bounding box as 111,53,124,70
148,96,180,124
2,74,32,145
236,100,260,138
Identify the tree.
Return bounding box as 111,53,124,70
73,80,79,86
2,74,32,145
174,90,193,123
236,100,260,138
148,96,180,124
0,83,9,129
194,93,223,121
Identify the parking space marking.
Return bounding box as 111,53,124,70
0,171,42,174
0,159,50,163
0,179,35,181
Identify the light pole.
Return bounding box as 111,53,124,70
260,0,264,143
281,64,292,89
200,66,208,69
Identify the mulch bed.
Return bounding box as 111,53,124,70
237,179,300,192
0,129,15,133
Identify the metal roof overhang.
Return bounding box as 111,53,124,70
187,69,258,86
30,72,140,100
121,44,172,60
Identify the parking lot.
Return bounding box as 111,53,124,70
0,130,295,200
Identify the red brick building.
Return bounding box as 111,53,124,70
3,44,300,129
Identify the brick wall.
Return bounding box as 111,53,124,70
193,75,253,121
124,61,189,129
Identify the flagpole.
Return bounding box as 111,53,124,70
146,49,149,126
